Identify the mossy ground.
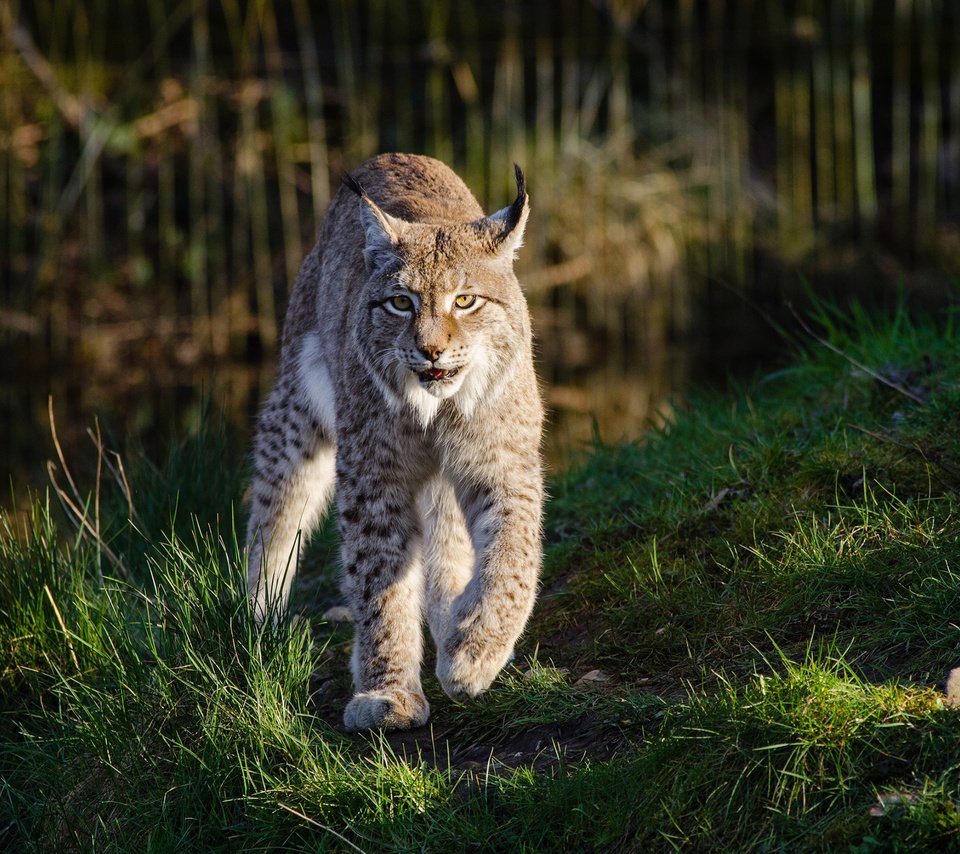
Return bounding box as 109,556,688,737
3,303,960,851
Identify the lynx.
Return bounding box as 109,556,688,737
245,153,544,732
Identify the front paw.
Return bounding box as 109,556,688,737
343,689,430,732
436,632,514,701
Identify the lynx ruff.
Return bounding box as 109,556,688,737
245,153,544,732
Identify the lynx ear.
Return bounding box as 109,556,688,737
343,172,406,267
473,164,529,261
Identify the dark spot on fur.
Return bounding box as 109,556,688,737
361,521,392,540
367,654,389,675
383,666,407,683
433,228,451,257
253,489,275,509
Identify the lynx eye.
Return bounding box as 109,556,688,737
387,294,414,312
454,294,477,310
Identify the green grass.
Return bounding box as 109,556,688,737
4,303,960,851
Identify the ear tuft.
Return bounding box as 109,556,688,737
476,164,529,260
510,163,526,220
494,164,528,246
342,172,367,199
344,170,406,266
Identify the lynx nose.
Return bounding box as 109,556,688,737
417,343,445,362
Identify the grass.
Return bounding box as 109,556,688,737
3,302,960,851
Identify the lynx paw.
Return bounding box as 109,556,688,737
436,635,514,701
343,689,430,732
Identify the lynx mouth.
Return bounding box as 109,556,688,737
417,366,460,385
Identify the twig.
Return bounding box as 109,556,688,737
94,419,103,580
85,428,140,526
276,803,368,854
87,418,142,526
47,399,131,579
46,460,126,574
845,423,907,447
111,451,138,525
3,18,84,128
789,305,926,405
43,584,81,673
57,115,114,219
48,396,83,510
846,422,960,481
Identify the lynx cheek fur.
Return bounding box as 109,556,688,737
245,153,544,732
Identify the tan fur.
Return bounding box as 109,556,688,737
245,153,543,731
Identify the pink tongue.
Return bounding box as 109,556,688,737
426,368,444,379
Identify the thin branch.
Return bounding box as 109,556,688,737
3,17,84,128
43,584,81,673
47,399,131,580
86,431,140,526
789,305,926,405
846,422,960,481
48,396,83,510
94,418,103,581
46,461,127,576
276,803,368,854
111,451,137,524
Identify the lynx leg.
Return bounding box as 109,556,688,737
421,476,475,648
246,375,336,623
436,464,543,700
339,459,430,732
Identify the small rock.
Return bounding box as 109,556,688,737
322,606,353,623
575,668,611,686
869,790,918,817
700,486,731,514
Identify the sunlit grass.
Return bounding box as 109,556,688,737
3,305,960,850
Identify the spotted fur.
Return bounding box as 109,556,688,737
246,153,544,732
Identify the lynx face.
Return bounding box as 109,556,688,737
354,200,529,424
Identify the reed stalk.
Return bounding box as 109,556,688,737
262,0,303,293
291,0,330,223
891,0,913,247
813,0,836,224
831,1,856,224
0,0,956,376
916,0,940,245
851,0,877,234
188,0,211,349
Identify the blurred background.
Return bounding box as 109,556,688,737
1,0,958,502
